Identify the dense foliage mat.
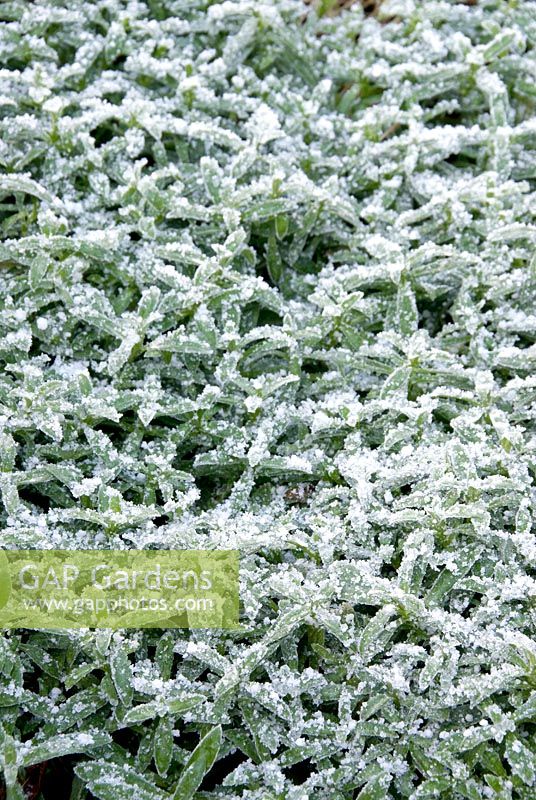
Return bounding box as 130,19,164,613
1,0,536,797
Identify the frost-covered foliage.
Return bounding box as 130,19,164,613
1,0,536,797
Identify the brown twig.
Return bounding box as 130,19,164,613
380,122,402,141
22,762,48,800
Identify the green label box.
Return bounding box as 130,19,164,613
0,550,239,629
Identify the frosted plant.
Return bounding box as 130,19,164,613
0,0,535,798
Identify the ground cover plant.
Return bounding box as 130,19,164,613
1,0,536,797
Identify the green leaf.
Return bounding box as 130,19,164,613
380,365,410,399
155,632,175,681
47,687,105,732
138,287,161,319
29,254,49,290
275,214,289,240
504,734,536,786
21,731,111,767
121,695,204,726
356,776,391,799
2,734,18,788
75,761,167,800
171,726,222,800
165,695,206,716
122,701,161,725
110,647,133,707
146,330,213,356
154,715,174,777
359,605,398,664
266,232,282,284
396,278,418,336
0,174,54,203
